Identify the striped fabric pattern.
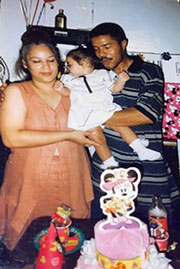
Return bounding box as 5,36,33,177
91,56,180,225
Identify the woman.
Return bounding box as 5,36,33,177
0,28,97,251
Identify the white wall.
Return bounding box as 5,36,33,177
0,0,180,80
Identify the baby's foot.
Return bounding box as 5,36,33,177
99,163,106,170
99,159,119,170
137,148,161,161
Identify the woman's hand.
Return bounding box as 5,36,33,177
69,130,100,147
0,82,6,105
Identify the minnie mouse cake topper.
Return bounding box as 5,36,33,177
99,167,142,229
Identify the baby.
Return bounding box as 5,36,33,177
54,47,161,169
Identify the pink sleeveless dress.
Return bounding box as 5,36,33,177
0,81,93,250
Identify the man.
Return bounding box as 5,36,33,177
89,22,180,225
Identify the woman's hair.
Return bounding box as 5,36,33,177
15,27,62,80
66,46,99,68
89,22,128,45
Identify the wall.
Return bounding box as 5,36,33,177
0,0,180,81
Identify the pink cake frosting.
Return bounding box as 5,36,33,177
75,221,172,269
94,219,149,260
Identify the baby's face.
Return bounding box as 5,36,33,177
66,56,85,77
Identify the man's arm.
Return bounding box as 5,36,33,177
106,62,164,128
105,107,152,128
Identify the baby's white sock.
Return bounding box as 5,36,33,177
130,138,161,161
140,137,149,147
88,146,96,157
100,156,119,170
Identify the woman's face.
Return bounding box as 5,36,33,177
23,44,59,83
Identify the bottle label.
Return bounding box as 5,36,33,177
149,216,168,251
55,13,67,29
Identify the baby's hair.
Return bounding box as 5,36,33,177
66,46,98,67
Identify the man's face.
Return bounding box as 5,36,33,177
91,34,127,71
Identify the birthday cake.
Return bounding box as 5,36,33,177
75,167,172,269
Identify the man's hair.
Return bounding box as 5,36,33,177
89,22,128,45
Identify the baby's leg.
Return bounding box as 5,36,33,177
113,126,161,161
88,126,118,169
88,126,111,161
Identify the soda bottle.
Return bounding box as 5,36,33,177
148,195,168,252
55,9,67,29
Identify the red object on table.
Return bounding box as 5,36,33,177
36,222,65,268
63,234,79,253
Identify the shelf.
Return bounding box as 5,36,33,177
29,25,90,45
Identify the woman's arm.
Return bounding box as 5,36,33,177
0,84,96,148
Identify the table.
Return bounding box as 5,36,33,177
0,217,180,269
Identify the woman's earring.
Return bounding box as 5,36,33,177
57,72,61,80
22,59,28,69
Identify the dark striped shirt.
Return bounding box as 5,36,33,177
91,55,180,225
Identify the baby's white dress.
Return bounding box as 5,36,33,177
61,69,122,131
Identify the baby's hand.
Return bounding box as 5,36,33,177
54,80,71,96
53,80,64,93
111,71,129,93
118,71,129,83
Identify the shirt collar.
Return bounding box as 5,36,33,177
128,55,144,73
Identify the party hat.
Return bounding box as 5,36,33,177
35,222,65,268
